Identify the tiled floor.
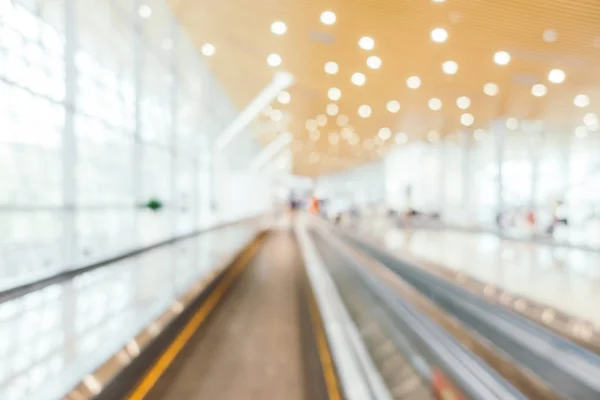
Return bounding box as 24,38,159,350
0,223,258,400
359,219,600,327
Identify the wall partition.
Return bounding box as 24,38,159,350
0,0,254,290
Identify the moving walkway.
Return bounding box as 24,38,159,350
60,218,521,400
4,215,597,400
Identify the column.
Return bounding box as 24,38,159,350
438,137,446,218
63,0,77,267
529,127,542,213
493,120,506,229
460,130,472,218
192,153,200,230
168,15,177,238
132,0,144,243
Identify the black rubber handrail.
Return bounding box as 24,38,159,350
0,216,260,304
341,228,600,400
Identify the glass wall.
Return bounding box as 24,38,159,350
383,120,600,246
317,161,385,215
0,0,255,290
385,142,442,214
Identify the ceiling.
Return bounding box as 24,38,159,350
169,0,600,176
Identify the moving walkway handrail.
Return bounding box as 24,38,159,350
338,225,600,399
377,216,600,352
295,216,392,400
309,217,528,400
0,214,262,304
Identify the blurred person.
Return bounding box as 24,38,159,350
546,199,568,235
287,192,299,221
527,209,536,226
319,198,329,218
288,192,299,211
495,211,504,231
526,209,536,235
334,213,342,225
309,195,320,215
348,205,360,227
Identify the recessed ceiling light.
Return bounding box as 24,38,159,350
358,105,372,118
378,127,392,140
494,51,511,66
359,36,375,50
483,82,499,96
432,0,445,3
474,128,486,141
387,100,401,113
351,72,366,86
575,126,588,139
366,55,382,69
506,117,519,130
442,60,458,74
267,53,282,67
428,98,442,111
460,113,474,126
328,87,342,101
201,43,215,56
428,130,440,142
262,105,273,116
138,4,152,18
270,109,283,121
431,28,448,43
340,126,352,138
309,130,320,141
320,11,336,25
349,134,360,146
407,76,421,89
326,103,339,116
305,119,318,131
277,91,291,104
531,83,547,97
456,96,471,109
324,61,339,74
574,94,590,108
337,114,349,126
395,132,408,144
543,29,557,43
329,133,340,145
583,112,598,128
548,68,565,84
271,21,287,35
316,114,328,126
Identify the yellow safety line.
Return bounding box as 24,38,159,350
307,284,342,400
127,237,264,400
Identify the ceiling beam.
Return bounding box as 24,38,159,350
216,71,294,152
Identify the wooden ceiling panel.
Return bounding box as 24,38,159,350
169,0,600,176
